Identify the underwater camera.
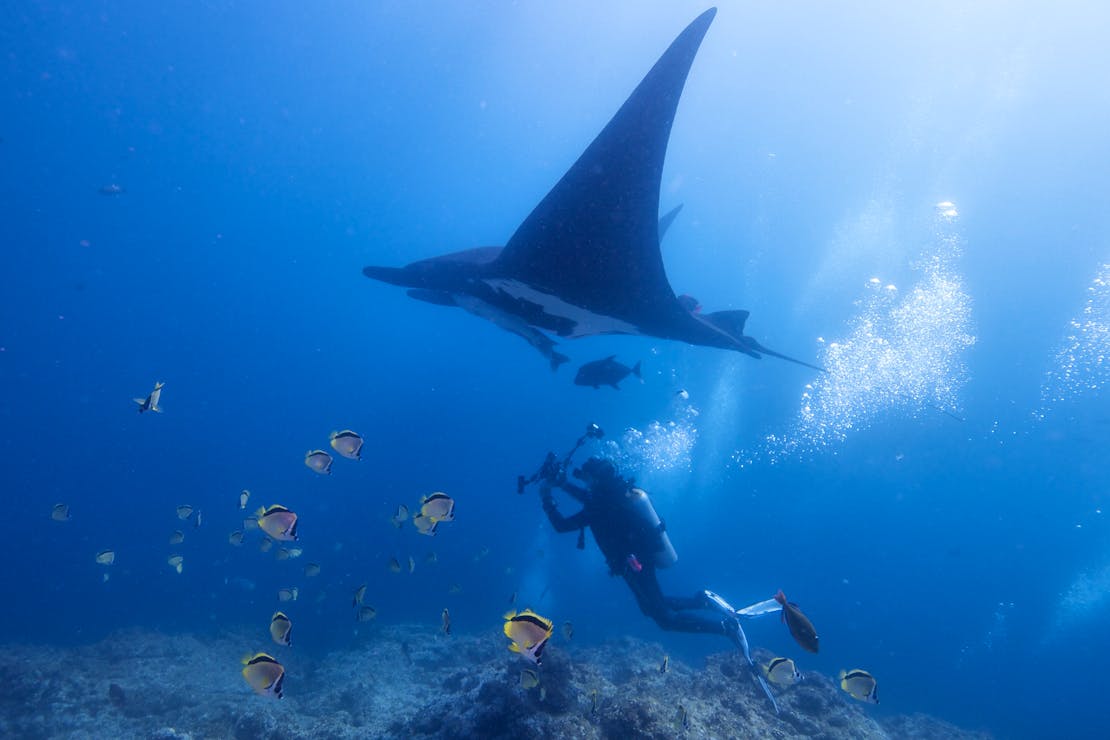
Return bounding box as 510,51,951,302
517,423,605,494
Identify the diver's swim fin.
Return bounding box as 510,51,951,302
708,590,781,714
703,589,736,614
736,597,782,619
725,610,780,714
756,673,780,714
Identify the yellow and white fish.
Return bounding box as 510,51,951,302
256,505,298,541
329,430,364,461
304,450,333,475
420,492,455,522
764,657,801,686
269,612,292,646
241,653,284,699
839,669,878,704
503,609,554,665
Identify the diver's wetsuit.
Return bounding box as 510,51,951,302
541,476,737,643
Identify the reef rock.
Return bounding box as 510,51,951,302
0,625,990,739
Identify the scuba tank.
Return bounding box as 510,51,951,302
627,487,677,568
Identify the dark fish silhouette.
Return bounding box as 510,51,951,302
362,8,822,372
575,356,642,390
774,589,819,653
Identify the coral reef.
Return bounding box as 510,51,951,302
0,626,990,739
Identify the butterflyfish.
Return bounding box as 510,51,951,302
241,653,284,698
167,555,183,574
256,505,298,541
304,449,333,475
412,514,438,536
329,430,363,461
390,504,409,528
764,657,801,686
839,669,878,703
269,612,292,646
420,492,455,522
503,609,554,665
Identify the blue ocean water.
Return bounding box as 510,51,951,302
3,1,1109,737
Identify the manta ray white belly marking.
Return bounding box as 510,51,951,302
484,278,642,338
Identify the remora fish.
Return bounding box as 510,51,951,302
450,293,570,371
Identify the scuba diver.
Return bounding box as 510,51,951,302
540,456,738,640
520,424,789,711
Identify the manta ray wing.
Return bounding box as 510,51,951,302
490,9,717,335
362,8,820,371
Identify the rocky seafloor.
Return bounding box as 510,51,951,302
0,625,990,739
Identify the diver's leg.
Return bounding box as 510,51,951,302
627,575,780,713
624,571,736,636
662,591,712,611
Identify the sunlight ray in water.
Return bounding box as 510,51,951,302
743,203,975,464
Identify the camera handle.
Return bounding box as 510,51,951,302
517,423,604,494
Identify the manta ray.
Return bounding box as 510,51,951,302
363,7,822,373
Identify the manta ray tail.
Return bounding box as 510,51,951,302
751,342,828,373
